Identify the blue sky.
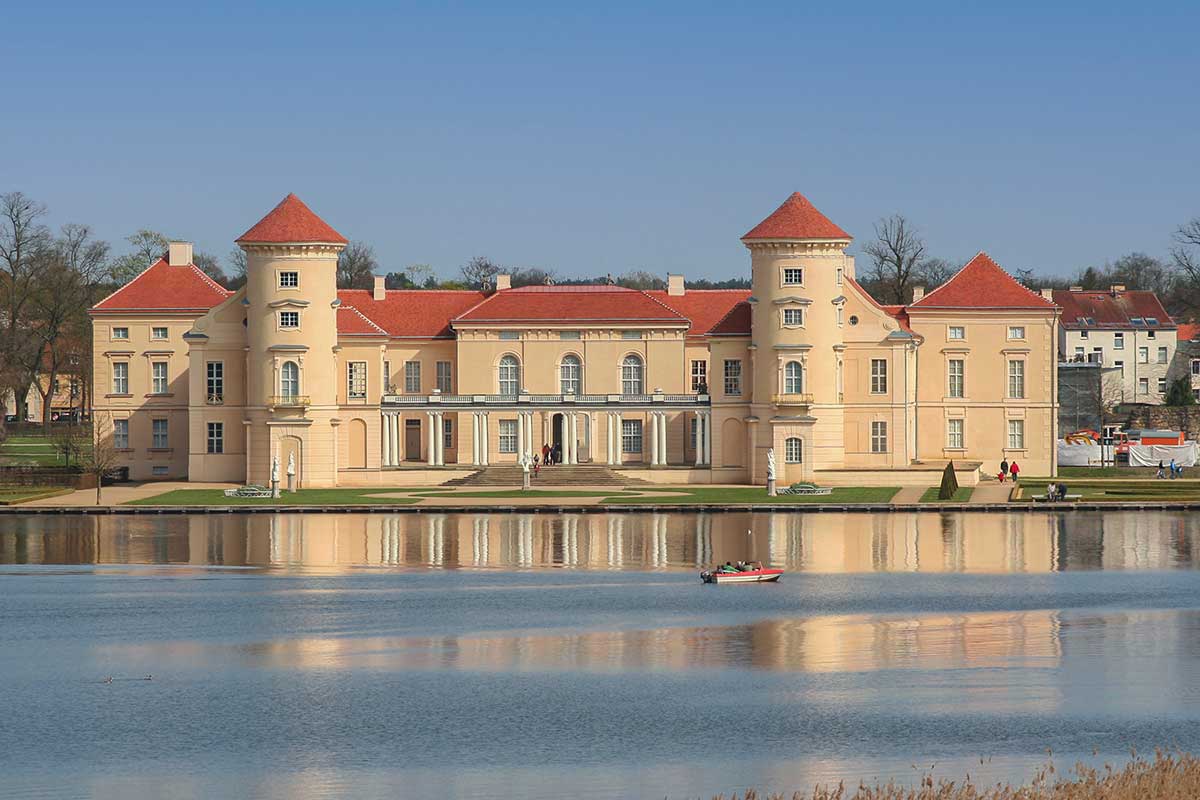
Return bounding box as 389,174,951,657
3,1,1198,281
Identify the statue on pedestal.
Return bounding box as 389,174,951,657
270,455,281,499
766,447,777,496
286,452,297,493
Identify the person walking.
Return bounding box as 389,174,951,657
999,458,1010,483
1156,460,1166,479
542,443,551,466
1009,460,1020,484
1170,458,1179,479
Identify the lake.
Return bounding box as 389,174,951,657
3,510,1200,799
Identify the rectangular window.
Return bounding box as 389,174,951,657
1148,330,1157,339
151,361,168,394
279,271,299,288
112,326,129,340
1157,377,1167,393
498,420,517,453
443,418,453,450
1007,326,1025,340
436,361,453,393
383,360,391,392
1139,377,1149,394
782,308,804,327
206,422,224,454
947,419,964,449
1113,332,1124,350
691,360,707,392
1192,359,1200,376
404,361,421,393
498,330,519,340
1007,360,1025,399
948,359,964,398
782,267,804,286
1074,346,1085,359
1114,360,1124,372
870,359,888,394
622,419,643,453
1007,419,1025,449
1158,346,1168,364
151,326,168,340
870,421,888,453
723,360,742,396
113,419,129,449
112,362,129,394
1194,389,1200,402
559,331,581,340
206,361,223,403
690,417,698,450
836,267,843,285
279,311,299,329
347,361,367,399
152,465,168,476
152,418,168,449
836,305,844,326
621,330,643,340
1138,346,1149,363
948,326,965,340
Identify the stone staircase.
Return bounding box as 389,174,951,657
445,464,651,487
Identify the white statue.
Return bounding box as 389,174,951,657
287,453,296,477
766,447,776,481
270,455,280,484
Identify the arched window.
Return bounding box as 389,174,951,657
621,354,644,395
280,361,300,400
784,361,804,394
785,437,803,464
560,355,581,395
498,355,520,395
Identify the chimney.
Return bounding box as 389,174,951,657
1110,284,1126,294
1040,288,1054,301
667,274,685,296
167,241,193,267
494,273,511,291
911,285,925,302
373,275,386,301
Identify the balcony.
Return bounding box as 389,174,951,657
379,392,711,410
269,395,310,408
206,394,224,405
773,393,815,406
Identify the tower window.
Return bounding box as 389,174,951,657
279,271,299,288
279,311,299,329
782,308,804,327
782,268,804,286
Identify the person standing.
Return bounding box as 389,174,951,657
1156,460,1166,479
1009,460,1020,484
999,458,1010,483
542,443,551,466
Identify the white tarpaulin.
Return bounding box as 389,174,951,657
1057,442,1102,466
1128,443,1199,468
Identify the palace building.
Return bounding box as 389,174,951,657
90,192,1060,487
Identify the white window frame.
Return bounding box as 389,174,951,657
280,361,300,399
723,359,742,396
1138,346,1149,364
1191,359,1200,377
1138,377,1150,394
621,419,643,453
1007,326,1025,340
112,326,129,340
151,326,168,340
1157,346,1168,364
1158,377,1167,394
1113,332,1124,350
279,271,299,289
348,361,368,399
113,419,129,449
498,419,518,453
784,437,803,464
948,358,964,398
206,422,224,454
279,310,300,330
781,267,804,287
1007,359,1025,399
498,355,520,395
1007,419,1025,450
151,418,169,449
151,361,168,394
948,326,965,340
560,355,582,395
783,361,803,394
436,361,453,393
870,359,888,394
404,361,421,393
621,355,644,396
947,418,964,449
691,360,707,393
112,362,129,394
443,418,453,449
870,421,888,454
781,307,805,328
206,361,224,403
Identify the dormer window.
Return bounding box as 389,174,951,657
782,268,804,287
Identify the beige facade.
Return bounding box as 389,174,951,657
90,192,1060,485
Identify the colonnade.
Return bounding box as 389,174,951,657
693,409,712,466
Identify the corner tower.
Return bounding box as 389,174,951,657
237,194,347,487
743,192,855,481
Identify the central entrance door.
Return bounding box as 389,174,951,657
405,419,422,461
551,413,563,452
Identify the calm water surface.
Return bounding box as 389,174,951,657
3,510,1200,799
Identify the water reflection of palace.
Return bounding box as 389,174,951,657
3,510,1200,572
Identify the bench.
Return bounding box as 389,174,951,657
1031,494,1082,503
223,485,274,499
778,483,833,496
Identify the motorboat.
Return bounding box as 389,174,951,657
700,563,783,584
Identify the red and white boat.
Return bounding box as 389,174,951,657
700,564,783,584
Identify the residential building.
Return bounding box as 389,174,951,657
90,192,1060,485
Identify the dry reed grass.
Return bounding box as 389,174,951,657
708,749,1200,800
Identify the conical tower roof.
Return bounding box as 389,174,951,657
742,192,851,241
237,193,347,244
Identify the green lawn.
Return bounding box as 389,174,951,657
126,488,426,506
919,486,974,502
0,434,90,467
1019,479,1200,502
1046,466,1174,479
600,487,901,505
411,489,643,499
0,487,74,505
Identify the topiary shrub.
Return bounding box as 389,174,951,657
938,461,959,500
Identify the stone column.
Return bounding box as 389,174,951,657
649,412,660,466
480,413,489,466
703,412,712,466
517,412,525,463
659,412,669,466
559,413,569,463
427,412,437,466
693,410,703,467
382,412,392,467
471,412,480,465
435,412,445,466
569,412,578,464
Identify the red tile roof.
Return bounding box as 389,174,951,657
708,300,752,336
742,192,851,241
909,252,1056,310
1051,288,1175,330
91,257,231,313
336,305,388,336
844,276,915,333
1177,322,1200,342
237,193,348,245
336,290,485,338
452,285,689,325
646,289,751,336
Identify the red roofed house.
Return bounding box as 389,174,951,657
90,191,1060,486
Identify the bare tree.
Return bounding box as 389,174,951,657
226,248,248,290
616,270,665,290
193,250,228,287
0,192,51,426
85,413,122,505
460,255,501,290
917,257,957,290
1173,218,1200,313
337,240,378,289
108,229,170,284
863,214,927,304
